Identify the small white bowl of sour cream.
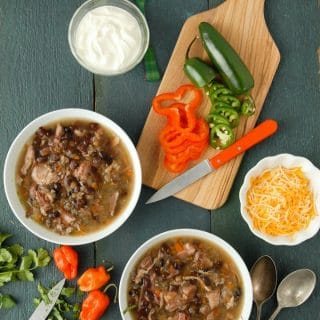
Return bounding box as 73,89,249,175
239,154,320,246
68,0,149,75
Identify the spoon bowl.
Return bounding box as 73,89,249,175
250,256,277,320
269,269,316,320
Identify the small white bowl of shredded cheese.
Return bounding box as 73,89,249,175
239,154,320,246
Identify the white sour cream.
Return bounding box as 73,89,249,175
74,6,143,73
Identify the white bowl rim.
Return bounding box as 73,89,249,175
68,0,150,76
119,228,253,320
239,153,320,246
3,108,142,245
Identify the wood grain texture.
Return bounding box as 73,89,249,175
211,1,320,319
0,1,94,319
137,0,280,209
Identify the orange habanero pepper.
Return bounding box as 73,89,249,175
79,290,110,320
53,245,78,280
78,266,112,292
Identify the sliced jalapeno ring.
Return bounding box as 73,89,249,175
210,123,235,150
215,107,240,128
209,87,233,100
216,95,241,109
241,95,256,116
206,113,230,127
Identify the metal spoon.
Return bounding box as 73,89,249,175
250,256,277,320
268,269,316,320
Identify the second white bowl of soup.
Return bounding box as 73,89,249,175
119,229,253,320
4,108,141,245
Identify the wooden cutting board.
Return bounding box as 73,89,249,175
137,0,280,210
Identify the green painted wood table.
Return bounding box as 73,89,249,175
0,0,319,319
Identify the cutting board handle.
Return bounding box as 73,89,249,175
221,0,265,15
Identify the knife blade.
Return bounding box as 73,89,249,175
29,278,65,320
146,119,278,204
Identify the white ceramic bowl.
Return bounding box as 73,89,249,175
68,0,149,76
3,108,142,245
119,229,253,320
239,153,320,246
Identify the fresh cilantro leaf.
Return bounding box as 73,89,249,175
36,248,51,267
28,248,50,268
0,234,11,247
8,244,24,257
0,249,13,263
19,254,33,270
17,270,34,281
0,272,13,284
0,293,16,309
34,283,79,320
60,287,75,297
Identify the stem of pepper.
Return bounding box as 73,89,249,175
102,283,118,304
106,265,114,273
185,36,200,60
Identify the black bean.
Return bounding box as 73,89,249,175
98,151,113,165
203,276,211,286
173,261,184,270
234,287,241,301
62,126,73,139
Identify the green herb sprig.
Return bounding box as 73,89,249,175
33,283,81,320
0,232,51,309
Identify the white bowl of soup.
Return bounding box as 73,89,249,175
3,108,141,245
119,229,253,320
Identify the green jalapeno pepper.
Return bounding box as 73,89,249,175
241,95,256,116
199,22,254,95
215,107,240,128
206,113,230,127
210,123,235,149
184,57,218,88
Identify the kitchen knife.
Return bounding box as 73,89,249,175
28,278,65,320
146,119,278,204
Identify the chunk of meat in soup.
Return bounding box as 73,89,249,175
73,161,97,186
20,145,35,175
31,164,60,185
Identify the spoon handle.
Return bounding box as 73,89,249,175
256,304,262,320
268,305,282,320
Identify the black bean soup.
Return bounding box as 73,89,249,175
16,120,134,235
127,237,243,320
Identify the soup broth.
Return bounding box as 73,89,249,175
16,120,133,235
127,237,243,320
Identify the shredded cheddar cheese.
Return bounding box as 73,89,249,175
246,166,316,236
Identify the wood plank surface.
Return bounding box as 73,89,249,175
211,1,320,320
0,1,94,319
137,0,280,209
94,1,211,318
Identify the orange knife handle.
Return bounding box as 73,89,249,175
209,119,278,169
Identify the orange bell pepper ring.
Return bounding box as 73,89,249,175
152,84,203,115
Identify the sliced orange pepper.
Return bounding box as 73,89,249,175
152,84,209,173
